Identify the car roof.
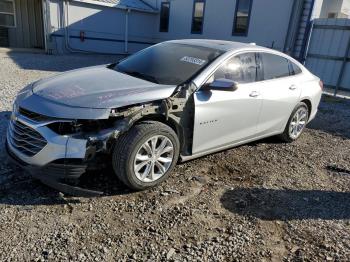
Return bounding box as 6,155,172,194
167,39,267,52
165,39,303,67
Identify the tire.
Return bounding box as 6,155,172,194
112,121,180,190
279,102,309,143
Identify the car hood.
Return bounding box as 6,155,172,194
32,65,177,109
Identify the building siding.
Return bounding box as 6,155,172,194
153,0,295,51
7,0,44,49
48,0,157,54
305,18,350,92
46,0,316,56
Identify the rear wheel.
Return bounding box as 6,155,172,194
279,102,309,142
112,121,180,190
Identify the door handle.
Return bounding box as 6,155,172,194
249,91,260,97
289,85,297,90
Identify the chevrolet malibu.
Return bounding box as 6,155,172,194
6,40,322,195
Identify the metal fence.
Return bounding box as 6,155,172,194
304,18,350,96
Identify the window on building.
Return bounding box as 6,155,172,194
191,0,205,34
0,0,15,27
327,12,336,18
260,53,291,80
232,0,252,36
159,2,170,32
212,53,259,84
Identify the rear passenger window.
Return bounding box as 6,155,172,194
290,61,302,75
261,53,290,80
213,53,258,84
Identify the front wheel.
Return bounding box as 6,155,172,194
112,121,180,190
279,102,309,142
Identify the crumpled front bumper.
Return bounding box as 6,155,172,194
5,113,104,196
7,112,88,166
5,141,104,196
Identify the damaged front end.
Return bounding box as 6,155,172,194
5,107,111,196
6,85,194,196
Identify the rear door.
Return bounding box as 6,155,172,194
256,52,302,135
192,52,263,154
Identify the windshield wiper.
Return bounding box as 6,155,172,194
122,71,159,84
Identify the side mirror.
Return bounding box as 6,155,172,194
203,78,238,91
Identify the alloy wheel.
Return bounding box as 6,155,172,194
133,135,174,182
289,107,308,139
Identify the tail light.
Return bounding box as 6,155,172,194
319,80,323,90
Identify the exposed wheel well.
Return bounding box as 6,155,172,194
135,115,184,149
136,114,177,131
301,99,312,116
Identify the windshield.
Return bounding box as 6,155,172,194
114,42,224,85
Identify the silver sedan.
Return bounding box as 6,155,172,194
7,39,322,195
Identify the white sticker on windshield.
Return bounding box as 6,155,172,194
180,56,206,66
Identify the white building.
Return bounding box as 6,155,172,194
313,0,350,18
0,0,348,60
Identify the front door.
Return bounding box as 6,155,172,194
192,52,263,154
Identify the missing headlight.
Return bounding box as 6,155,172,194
47,118,121,136
48,121,81,135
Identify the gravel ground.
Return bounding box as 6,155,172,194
0,51,350,261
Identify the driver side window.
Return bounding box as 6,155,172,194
211,53,258,84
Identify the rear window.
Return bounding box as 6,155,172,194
261,53,291,80
290,61,302,75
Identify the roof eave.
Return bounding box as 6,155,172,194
72,0,159,14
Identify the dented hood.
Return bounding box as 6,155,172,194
32,65,177,109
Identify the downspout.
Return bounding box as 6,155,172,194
62,0,91,54
125,9,130,53
42,0,49,53
283,0,299,54
302,19,314,65
284,0,307,57
299,0,316,63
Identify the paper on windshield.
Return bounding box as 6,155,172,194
180,56,206,66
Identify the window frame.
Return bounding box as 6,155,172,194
0,0,16,28
191,0,206,35
288,60,302,76
159,1,170,33
204,51,262,86
197,50,303,90
259,52,301,81
232,0,253,37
